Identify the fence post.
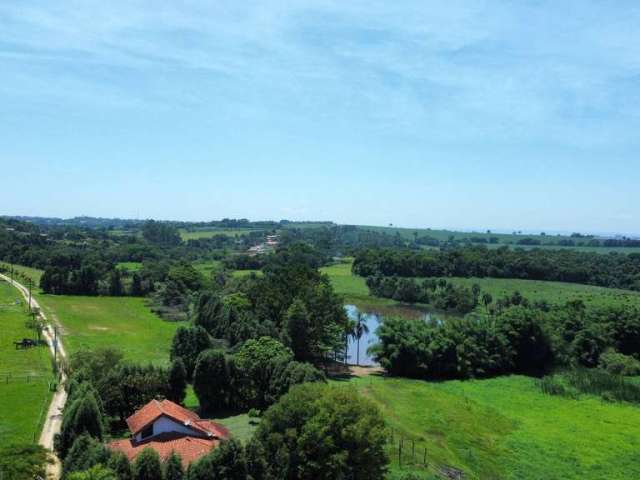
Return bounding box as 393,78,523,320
399,437,403,467
412,440,415,463
423,447,427,466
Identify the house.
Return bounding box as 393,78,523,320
108,399,229,466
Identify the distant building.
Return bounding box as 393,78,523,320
108,399,229,467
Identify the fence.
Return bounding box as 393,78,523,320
0,372,53,386
388,428,466,479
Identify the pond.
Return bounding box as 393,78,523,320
344,303,452,366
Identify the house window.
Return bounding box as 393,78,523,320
140,424,154,440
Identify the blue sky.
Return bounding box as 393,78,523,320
1,1,639,234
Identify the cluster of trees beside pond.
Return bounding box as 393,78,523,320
353,247,640,291
372,299,640,381
365,276,482,314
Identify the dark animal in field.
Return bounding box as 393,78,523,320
14,338,37,349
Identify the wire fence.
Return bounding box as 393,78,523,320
0,372,54,385
388,428,466,479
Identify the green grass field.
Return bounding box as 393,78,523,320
180,228,259,240
448,277,640,310
355,225,640,254
184,386,257,443
116,262,143,272
321,260,395,308
192,260,222,278
0,280,53,445
345,375,640,480
322,259,640,311
39,295,185,365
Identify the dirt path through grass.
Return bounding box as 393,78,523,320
0,273,67,480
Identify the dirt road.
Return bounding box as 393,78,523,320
1,273,67,479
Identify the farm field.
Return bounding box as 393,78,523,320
0,280,53,445
323,259,640,311
448,277,640,310
347,374,640,480
355,225,640,254
39,295,185,365
179,228,259,240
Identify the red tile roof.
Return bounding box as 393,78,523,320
126,399,226,438
109,433,219,467
111,399,231,466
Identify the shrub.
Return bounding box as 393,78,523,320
598,349,640,376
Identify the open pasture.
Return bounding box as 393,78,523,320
0,280,53,445
347,374,640,480
448,277,640,309
179,228,259,240
39,294,185,365
323,259,640,311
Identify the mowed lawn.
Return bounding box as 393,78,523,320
0,280,53,445
347,375,640,480
39,295,185,365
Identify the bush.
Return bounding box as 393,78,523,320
540,369,640,404
598,349,640,376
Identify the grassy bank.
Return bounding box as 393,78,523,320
0,280,53,445
39,295,185,364
320,261,396,309
346,374,640,480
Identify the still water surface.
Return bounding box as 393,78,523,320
345,303,451,366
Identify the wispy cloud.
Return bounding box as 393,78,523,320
1,0,639,147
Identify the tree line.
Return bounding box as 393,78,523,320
353,247,640,291
372,299,640,381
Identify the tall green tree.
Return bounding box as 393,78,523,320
107,452,132,480
193,349,231,413
133,448,163,480
167,358,188,404
163,452,184,480
188,439,246,480
170,326,212,379
255,383,388,480
286,299,311,361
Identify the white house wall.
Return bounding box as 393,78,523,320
134,415,199,442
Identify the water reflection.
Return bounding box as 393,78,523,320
344,304,445,366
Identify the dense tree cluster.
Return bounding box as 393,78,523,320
366,276,480,314
192,244,347,362
373,300,640,380
193,338,325,412
251,383,388,480
141,220,181,245
353,247,640,291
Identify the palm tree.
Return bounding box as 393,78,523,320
344,318,356,364
352,312,370,366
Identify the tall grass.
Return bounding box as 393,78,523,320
540,369,640,404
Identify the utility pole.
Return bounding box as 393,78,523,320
54,325,58,365
28,278,33,312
